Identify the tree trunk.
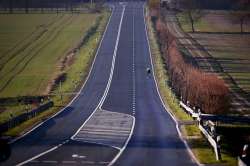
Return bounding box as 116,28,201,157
25,0,29,14
191,17,195,32
188,12,195,32
9,0,13,14
240,18,244,33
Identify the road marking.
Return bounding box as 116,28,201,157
72,154,86,159
108,116,135,166
72,4,126,141
16,5,116,166
72,5,136,166
27,160,110,165
29,160,40,163
99,161,110,164
9,3,115,146
143,4,201,166
42,160,58,164
73,109,133,149
74,139,121,150
16,142,66,166
108,5,137,166
62,161,76,164
99,5,126,108
132,3,136,115
81,161,95,164
79,128,131,134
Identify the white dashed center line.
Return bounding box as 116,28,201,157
42,160,58,164
132,6,136,116
62,161,77,164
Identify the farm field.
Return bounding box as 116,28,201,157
0,11,109,127
190,34,250,94
0,13,99,98
177,11,250,112
177,10,250,33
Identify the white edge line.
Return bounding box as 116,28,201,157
72,139,121,150
143,4,202,166
16,140,69,166
71,5,126,140
72,6,136,166
108,4,136,166
99,5,125,108
16,147,57,166
108,116,135,166
15,6,116,166
9,7,113,145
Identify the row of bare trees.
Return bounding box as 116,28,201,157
156,18,230,114
0,0,98,14
162,0,250,33
148,1,230,114
231,0,250,33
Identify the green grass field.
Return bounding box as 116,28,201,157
0,13,100,98
0,11,109,128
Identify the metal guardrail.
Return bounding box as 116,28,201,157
200,114,250,124
0,101,53,134
198,123,221,160
179,101,199,118
180,101,222,160
180,101,250,124
180,100,250,161
238,157,248,166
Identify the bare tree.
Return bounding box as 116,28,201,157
25,0,29,14
179,0,203,32
231,0,250,33
154,17,230,114
9,0,13,13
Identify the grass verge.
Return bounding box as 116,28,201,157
146,8,237,166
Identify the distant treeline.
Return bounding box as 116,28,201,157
199,0,239,10
0,0,102,9
176,0,245,10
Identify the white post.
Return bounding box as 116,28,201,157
242,144,249,158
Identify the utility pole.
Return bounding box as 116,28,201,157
25,0,29,14
9,0,13,14
59,81,62,103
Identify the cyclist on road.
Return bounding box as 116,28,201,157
146,67,151,77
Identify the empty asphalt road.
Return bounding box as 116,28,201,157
1,2,197,166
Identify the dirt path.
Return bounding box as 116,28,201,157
163,10,250,115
